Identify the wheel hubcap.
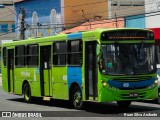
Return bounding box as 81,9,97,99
74,91,81,106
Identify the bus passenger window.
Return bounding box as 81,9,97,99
68,40,82,66
15,46,25,67
27,45,38,66
53,41,66,66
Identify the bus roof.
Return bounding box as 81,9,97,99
2,28,153,47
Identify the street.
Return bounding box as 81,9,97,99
0,82,160,119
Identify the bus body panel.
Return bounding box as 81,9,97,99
67,67,82,91
2,67,8,92
52,67,68,99
14,68,41,96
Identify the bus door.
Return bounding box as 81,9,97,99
40,45,51,96
7,49,14,93
85,41,98,100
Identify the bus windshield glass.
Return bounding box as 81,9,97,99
100,44,156,75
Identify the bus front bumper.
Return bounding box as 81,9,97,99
99,85,158,102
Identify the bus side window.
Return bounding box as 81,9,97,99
53,41,66,66
27,45,38,66
3,47,7,67
15,46,25,67
68,40,82,66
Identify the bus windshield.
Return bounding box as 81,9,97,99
100,44,156,75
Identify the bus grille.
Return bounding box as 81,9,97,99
113,76,152,82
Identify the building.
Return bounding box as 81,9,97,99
109,0,145,18
145,0,160,47
145,0,160,63
14,0,109,39
61,18,125,34
145,0,160,28
0,0,15,45
0,0,16,73
63,0,108,28
14,0,63,39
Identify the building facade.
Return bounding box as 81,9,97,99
0,0,15,45
109,0,145,18
63,0,108,28
14,0,109,39
145,0,160,28
14,0,63,39
109,0,145,28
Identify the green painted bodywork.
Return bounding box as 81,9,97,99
52,66,68,99
1,28,158,103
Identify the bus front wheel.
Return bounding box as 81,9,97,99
23,83,32,103
155,88,160,104
72,86,84,110
117,101,131,108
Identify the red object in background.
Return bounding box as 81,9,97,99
149,28,160,40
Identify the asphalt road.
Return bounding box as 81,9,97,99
0,82,160,119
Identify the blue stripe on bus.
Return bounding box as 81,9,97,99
67,32,82,40
68,67,82,90
107,78,155,89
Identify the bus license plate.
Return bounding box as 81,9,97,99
129,93,138,97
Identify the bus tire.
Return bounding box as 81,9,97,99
117,101,131,108
23,83,32,103
72,86,84,110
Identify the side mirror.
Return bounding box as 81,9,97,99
96,44,101,56
96,44,101,64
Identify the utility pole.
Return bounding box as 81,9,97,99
20,7,26,40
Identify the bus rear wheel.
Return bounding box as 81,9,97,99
117,101,131,108
72,86,84,110
23,83,32,103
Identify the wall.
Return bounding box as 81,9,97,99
111,0,145,18
125,14,146,28
0,0,16,44
63,0,108,28
15,0,62,39
145,0,160,28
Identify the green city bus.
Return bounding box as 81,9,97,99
1,28,158,109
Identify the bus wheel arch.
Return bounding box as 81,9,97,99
69,82,84,109
22,80,32,103
22,80,29,94
155,88,160,104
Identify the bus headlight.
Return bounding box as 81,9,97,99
148,81,158,89
101,80,107,87
154,80,158,85
103,82,107,87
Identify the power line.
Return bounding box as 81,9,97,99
62,0,108,8
1,1,160,38
0,10,15,16
0,13,14,20
24,3,156,24
1,10,160,39
0,31,15,37
30,10,160,29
